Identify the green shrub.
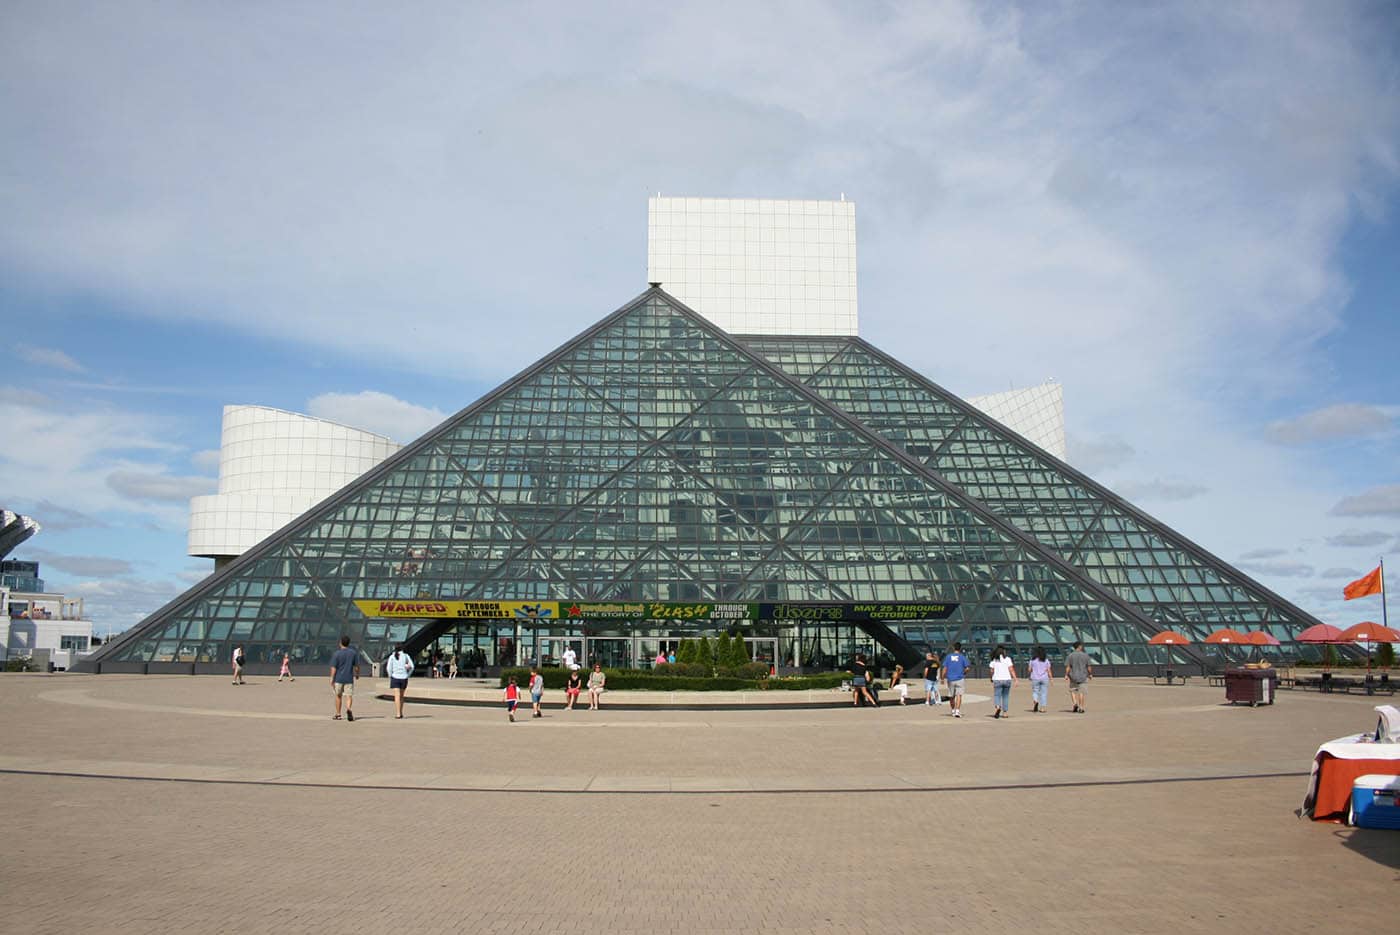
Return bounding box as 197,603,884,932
715,632,733,670
697,636,715,669
499,668,577,689
724,633,750,667
1378,643,1395,669
499,667,848,692
4,657,36,673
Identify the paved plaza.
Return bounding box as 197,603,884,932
0,672,1396,934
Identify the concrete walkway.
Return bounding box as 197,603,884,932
0,673,1395,934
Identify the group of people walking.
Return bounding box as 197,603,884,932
853,642,1095,717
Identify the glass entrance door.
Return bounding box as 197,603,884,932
745,638,777,670
586,636,631,669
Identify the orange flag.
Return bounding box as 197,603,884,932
1343,565,1383,600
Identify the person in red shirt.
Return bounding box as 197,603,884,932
503,677,520,722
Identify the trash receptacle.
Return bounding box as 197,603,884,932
1224,667,1277,706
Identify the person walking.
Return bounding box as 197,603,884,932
329,635,359,721
889,664,909,704
587,663,606,710
922,651,941,707
988,645,1017,718
1027,646,1052,713
850,653,876,708
564,667,582,710
941,642,970,718
385,645,414,719
504,676,520,722
277,652,294,682
529,667,545,718
232,644,246,685
1066,641,1093,713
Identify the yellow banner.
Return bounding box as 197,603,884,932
353,599,560,620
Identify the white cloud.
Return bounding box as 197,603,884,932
28,499,107,532
1265,404,1392,445
1239,548,1288,560
21,547,132,577
68,576,186,635
1236,559,1313,578
106,470,217,504
17,344,84,372
191,449,221,474
306,391,445,443
1066,434,1134,474
1320,567,1361,578
1325,530,1391,548
1115,479,1208,503
1331,485,1400,517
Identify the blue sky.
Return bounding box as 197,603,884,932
2,1,1397,634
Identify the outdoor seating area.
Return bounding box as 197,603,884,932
1290,672,1395,695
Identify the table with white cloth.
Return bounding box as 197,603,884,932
1301,735,1400,821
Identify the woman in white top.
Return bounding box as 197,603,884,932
988,645,1017,719
385,645,415,719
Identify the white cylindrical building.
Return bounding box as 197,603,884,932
188,406,401,566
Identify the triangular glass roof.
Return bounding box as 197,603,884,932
739,334,1322,645
90,289,1159,668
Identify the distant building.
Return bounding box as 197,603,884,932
0,510,94,670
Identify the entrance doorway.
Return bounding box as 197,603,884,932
586,637,631,669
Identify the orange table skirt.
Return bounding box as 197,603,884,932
1311,755,1400,821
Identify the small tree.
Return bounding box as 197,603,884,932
697,636,716,670
676,638,695,665
715,632,733,671
1378,642,1395,670
727,632,750,667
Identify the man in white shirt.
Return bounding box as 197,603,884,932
562,645,579,670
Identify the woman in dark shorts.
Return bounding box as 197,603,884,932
385,645,415,719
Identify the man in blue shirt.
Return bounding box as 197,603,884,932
329,635,360,722
940,641,970,719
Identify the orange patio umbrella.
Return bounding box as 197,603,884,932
1296,623,1346,672
1341,621,1400,674
1203,628,1247,644
1147,631,1192,677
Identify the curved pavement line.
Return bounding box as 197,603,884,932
0,765,1308,796
37,686,1014,727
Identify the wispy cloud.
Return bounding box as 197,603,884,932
1236,559,1314,578
1239,548,1288,561
1265,404,1392,445
106,469,216,504
1066,434,1134,474
22,547,132,577
1325,530,1391,548
1331,485,1400,517
28,499,108,532
18,344,84,372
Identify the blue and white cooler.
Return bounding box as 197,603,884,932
1348,774,1400,829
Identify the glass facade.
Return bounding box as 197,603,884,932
86,289,1322,672
739,335,1318,659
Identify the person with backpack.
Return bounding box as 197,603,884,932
385,645,414,719
232,644,246,685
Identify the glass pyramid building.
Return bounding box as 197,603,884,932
81,288,1323,675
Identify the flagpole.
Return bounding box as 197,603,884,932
1382,556,1388,630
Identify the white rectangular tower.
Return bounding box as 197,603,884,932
647,196,858,335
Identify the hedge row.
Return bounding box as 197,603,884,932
497,668,847,692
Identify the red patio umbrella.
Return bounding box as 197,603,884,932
1340,621,1400,674
1203,628,1247,644
1296,623,1346,672
1242,631,1281,646
1147,631,1192,679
